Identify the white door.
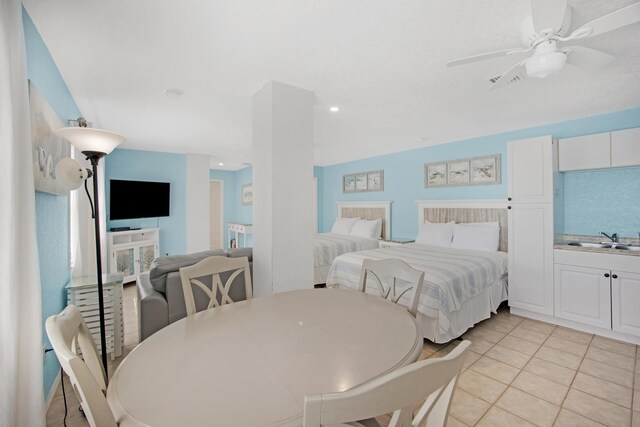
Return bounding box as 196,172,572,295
209,180,224,250
611,271,640,336
508,203,554,315
507,136,554,204
554,264,611,329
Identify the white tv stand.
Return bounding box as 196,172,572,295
107,228,159,283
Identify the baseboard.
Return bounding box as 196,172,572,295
510,307,640,345
45,370,61,413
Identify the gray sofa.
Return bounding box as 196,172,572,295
136,247,253,341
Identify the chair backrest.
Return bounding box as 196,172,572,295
45,305,117,427
358,258,425,317
303,340,471,427
179,255,253,316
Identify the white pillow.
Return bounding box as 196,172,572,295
415,221,455,248
451,223,500,252
351,218,382,239
331,217,360,235
463,221,499,228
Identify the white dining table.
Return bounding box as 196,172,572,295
107,288,422,427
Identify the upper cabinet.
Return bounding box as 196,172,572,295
508,135,556,204
558,127,640,172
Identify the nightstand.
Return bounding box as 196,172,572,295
379,239,415,249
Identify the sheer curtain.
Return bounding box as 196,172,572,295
0,0,46,425
70,151,107,279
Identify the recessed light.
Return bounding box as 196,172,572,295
329,106,340,112
164,88,184,98
218,162,224,166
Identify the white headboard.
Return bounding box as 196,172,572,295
416,199,509,252
336,201,392,240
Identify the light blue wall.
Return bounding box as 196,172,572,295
564,167,640,238
319,108,640,240
23,9,81,398
105,149,187,257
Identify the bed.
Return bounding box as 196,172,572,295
314,201,391,285
326,199,509,343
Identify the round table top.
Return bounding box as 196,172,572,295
107,288,422,427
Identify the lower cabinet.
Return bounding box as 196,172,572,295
554,250,640,340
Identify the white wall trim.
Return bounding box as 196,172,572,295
336,201,392,240
416,199,508,225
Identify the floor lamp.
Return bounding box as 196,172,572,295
56,118,125,376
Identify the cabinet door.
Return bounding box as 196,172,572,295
508,204,554,315
114,247,135,281
554,264,611,329
558,133,610,171
611,271,640,336
137,244,158,275
611,127,640,168
508,136,554,204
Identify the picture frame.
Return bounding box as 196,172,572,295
424,162,447,187
342,170,385,193
29,81,71,196
355,173,367,191
241,183,253,205
471,154,501,184
343,174,356,193
367,170,383,191
447,160,470,185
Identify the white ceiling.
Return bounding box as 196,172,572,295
23,0,640,170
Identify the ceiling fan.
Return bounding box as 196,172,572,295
447,0,640,90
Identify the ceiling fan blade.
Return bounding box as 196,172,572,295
573,2,640,39
447,48,527,68
564,46,614,69
489,59,529,91
531,0,567,34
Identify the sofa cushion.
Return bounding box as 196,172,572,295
227,247,253,261
149,250,226,294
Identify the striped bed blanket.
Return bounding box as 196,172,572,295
314,233,380,268
326,243,508,334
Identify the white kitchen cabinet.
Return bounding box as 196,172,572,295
507,135,555,204
611,127,640,168
554,249,640,343
611,271,640,336
558,132,610,172
107,228,159,283
554,264,611,329
507,136,555,316
558,127,640,171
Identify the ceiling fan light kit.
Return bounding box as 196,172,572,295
446,0,640,89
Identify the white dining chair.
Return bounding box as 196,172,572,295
45,305,117,427
303,340,471,427
179,255,252,316
358,258,425,317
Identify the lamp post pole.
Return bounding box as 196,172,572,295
86,151,109,377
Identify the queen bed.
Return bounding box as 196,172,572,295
326,200,509,343
314,201,391,285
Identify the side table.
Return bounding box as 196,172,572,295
66,272,124,359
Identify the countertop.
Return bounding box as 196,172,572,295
554,234,640,257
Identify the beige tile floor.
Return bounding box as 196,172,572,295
47,287,640,427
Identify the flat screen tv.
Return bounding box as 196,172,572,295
109,180,170,220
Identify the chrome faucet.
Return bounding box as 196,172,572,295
600,232,619,243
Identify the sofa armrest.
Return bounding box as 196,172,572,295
137,272,169,342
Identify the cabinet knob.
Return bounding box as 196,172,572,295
508,197,512,201
604,273,610,278
612,274,618,279
507,206,512,210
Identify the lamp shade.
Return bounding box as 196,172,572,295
55,158,90,191
57,127,125,155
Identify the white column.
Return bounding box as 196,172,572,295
185,153,211,253
252,81,315,296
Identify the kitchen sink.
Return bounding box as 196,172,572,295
564,241,640,251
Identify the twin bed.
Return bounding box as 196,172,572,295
323,200,509,343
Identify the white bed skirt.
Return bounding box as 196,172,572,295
419,277,508,343
314,265,330,285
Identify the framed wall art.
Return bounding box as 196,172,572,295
425,154,501,188
241,183,253,205
342,170,384,193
